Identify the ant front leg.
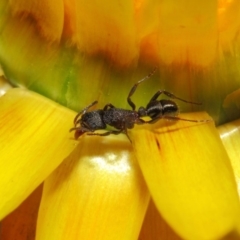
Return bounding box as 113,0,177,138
149,90,202,105
127,68,157,110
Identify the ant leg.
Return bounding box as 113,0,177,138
149,90,202,105
163,116,211,123
162,91,202,105
145,115,211,124
135,118,149,125
144,116,163,124
124,129,132,142
127,68,157,110
87,129,123,136
74,101,98,125
87,128,133,142
103,103,115,111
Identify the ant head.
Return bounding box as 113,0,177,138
138,106,147,117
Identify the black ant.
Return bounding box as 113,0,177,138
70,69,210,141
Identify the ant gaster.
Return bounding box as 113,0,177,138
70,69,209,141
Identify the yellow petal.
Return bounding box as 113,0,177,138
9,0,64,42
154,0,218,66
0,184,42,240
218,0,240,52
218,119,240,195
131,112,240,240
139,199,181,240
0,74,12,97
73,0,138,66
0,88,76,219
36,136,150,240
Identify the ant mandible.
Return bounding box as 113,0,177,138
70,68,209,141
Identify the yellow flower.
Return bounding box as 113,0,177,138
1,1,240,240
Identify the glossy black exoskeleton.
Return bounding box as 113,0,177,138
70,68,209,141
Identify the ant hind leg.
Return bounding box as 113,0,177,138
149,90,202,105
145,115,211,124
